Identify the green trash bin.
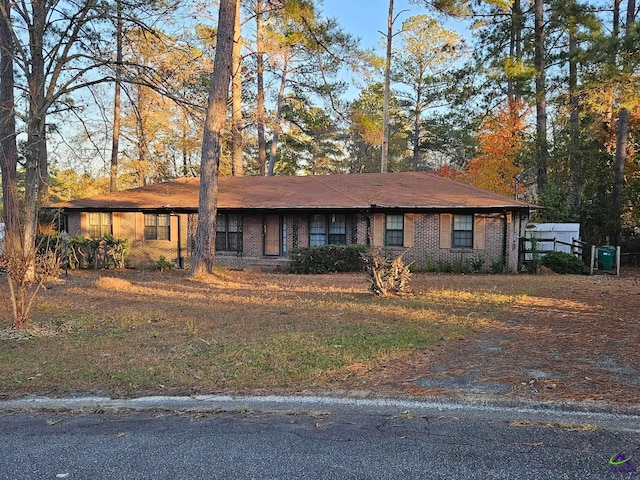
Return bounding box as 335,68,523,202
597,246,615,271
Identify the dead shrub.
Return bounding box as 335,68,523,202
363,248,412,296
1,230,64,329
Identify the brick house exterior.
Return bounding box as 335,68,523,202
51,172,533,272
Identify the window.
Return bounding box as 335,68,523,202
310,215,326,246
452,214,473,248
328,215,346,244
88,212,112,238
216,213,242,252
373,214,414,248
385,214,404,247
310,214,346,246
144,214,170,240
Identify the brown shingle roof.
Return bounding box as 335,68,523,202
50,172,533,211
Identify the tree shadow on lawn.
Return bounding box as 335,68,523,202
4,269,638,403
332,271,640,405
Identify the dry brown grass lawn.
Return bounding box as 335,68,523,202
0,268,638,403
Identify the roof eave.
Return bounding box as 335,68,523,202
52,204,533,212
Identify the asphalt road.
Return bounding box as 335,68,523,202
1,396,639,479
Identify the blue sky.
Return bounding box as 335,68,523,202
319,0,471,53
319,0,423,53
316,0,471,100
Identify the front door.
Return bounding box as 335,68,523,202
264,215,281,256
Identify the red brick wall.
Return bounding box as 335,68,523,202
363,212,526,273
65,210,527,272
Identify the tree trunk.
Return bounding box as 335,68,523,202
612,0,636,244
613,0,621,40
381,0,394,173
191,0,237,276
231,0,243,176
0,0,20,244
508,0,516,102
568,0,581,213
411,89,421,171
508,0,523,103
26,0,49,209
182,121,190,175
25,82,45,279
267,61,288,176
135,102,148,187
534,0,548,191
110,0,123,192
256,0,267,176
613,107,629,222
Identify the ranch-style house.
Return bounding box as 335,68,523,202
50,172,534,272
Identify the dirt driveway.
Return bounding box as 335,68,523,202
331,270,640,406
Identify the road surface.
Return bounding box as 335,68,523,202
1,395,639,479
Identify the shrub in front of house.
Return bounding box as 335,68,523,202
541,251,584,274
153,255,176,272
42,234,129,269
78,235,129,269
363,248,412,295
288,244,368,274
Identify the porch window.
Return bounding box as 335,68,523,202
385,214,404,247
452,214,473,248
89,212,112,238
216,213,242,252
310,214,346,246
144,214,170,240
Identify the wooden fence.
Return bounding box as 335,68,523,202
518,237,621,275
519,237,584,264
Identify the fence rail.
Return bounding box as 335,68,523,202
518,237,584,267
518,237,621,276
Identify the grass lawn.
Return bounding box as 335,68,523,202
0,269,551,399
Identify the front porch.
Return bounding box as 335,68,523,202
185,254,292,272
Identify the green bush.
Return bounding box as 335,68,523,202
409,257,438,273
438,261,452,273
153,256,175,272
470,254,486,273
288,244,368,274
490,260,506,274
38,233,129,269
80,235,129,269
542,251,584,274
451,256,472,274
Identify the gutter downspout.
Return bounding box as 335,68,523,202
175,214,183,269
502,210,509,272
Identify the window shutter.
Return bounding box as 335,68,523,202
474,215,486,250
135,213,144,241
403,214,414,247
112,213,121,238
439,214,452,249
170,215,178,242
373,214,384,247
80,213,88,237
